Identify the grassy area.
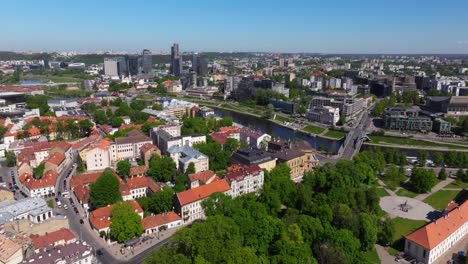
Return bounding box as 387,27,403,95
46,76,80,83
220,103,265,116
274,115,294,123
423,190,460,211
395,188,418,198
388,217,427,255
380,177,406,191
303,125,326,135
363,247,380,264
445,180,468,189
324,130,346,139
375,187,390,197
368,136,468,150
136,94,154,100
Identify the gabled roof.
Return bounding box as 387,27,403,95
188,170,217,185
405,201,467,250
176,179,230,206
89,201,143,230
225,164,262,182
142,212,181,230
30,228,76,250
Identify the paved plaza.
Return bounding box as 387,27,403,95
379,196,435,221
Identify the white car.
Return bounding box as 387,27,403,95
63,204,68,210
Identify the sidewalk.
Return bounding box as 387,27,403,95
414,178,454,201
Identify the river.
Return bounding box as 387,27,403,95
213,108,343,153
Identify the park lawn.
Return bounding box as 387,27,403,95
368,136,468,150
423,190,460,211
388,217,427,254
395,188,418,198
380,177,404,191
303,125,326,135
375,187,390,197
46,76,80,83
324,130,346,139
274,115,294,123
136,94,154,100
363,247,380,264
445,180,468,189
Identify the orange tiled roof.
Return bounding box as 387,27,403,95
176,179,230,206
225,164,262,182
45,152,65,166
28,127,41,136
126,176,151,190
129,166,147,177
89,201,143,230
405,201,468,250
19,170,57,190
140,143,157,154
30,228,75,250
188,170,217,184
142,212,181,230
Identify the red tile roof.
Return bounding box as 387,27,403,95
89,201,143,230
176,179,230,206
45,152,65,166
19,170,57,190
188,170,217,185
142,212,181,230
225,164,262,182
405,201,467,250
139,143,157,154
129,166,147,177
30,228,76,250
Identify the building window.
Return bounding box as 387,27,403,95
422,250,426,258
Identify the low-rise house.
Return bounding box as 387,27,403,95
175,179,231,224
89,201,143,234
167,145,209,173
239,127,271,149
404,201,467,264
225,164,264,197
30,228,76,253
21,240,94,264
210,126,240,145
187,170,218,189
139,143,160,167
142,212,182,235
19,170,57,198
0,233,24,264
126,176,161,200
129,166,147,178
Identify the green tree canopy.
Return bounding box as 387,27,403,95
110,202,144,242
116,160,131,179
147,155,177,182
89,168,122,209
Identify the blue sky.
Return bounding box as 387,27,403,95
2,0,468,53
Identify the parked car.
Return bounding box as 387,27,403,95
79,219,84,224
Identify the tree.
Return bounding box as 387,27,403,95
89,168,122,209
116,160,131,179
438,167,447,180
433,152,444,167
409,168,437,193
223,138,239,157
417,150,428,167
185,162,195,175
149,187,175,214
194,141,227,172
378,217,395,246
76,155,86,173
110,116,124,127
5,151,16,167
33,163,45,179
456,168,468,182
358,213,378,250
110,202,144,243
147,155,177,182
94,110,108,125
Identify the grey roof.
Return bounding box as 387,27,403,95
167,145,207,160
0,197,52,224
22,241,92,264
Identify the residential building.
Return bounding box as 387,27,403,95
142,212,182,235
21,241,94,264
187,170,218,189
239,127,271,149
0,197,53,225
151,123,206,155
225,164,264,197
267,140,319,182
175,179,231,224
139,143,160,167
82,139,112,171
306,106,340,125
30,228,76,253
167,145,209,173
229,148,277,171
383,107,433,132
47,98,78,108
126,175,161,200
404,201,467,264
110,130,152,161
0,233,24,264
310,95,364,117
89,201,143,234
210,126,240,145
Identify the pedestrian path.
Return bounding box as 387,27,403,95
375,244,395,264
414,178,454,201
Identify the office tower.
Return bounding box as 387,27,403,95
192,53,208,76
42,58,49,69
126,55,139,76
141,49,152,73
104,57,126,77
171,43,182,76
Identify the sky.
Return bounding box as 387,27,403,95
2,0,468,54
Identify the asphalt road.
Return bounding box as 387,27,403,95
341,110,372,160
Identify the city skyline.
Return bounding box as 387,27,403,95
2,0,468,54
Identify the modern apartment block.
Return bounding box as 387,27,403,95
306,106,340,125
310,95,364,117
383,107,433,132
225,164,264,197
